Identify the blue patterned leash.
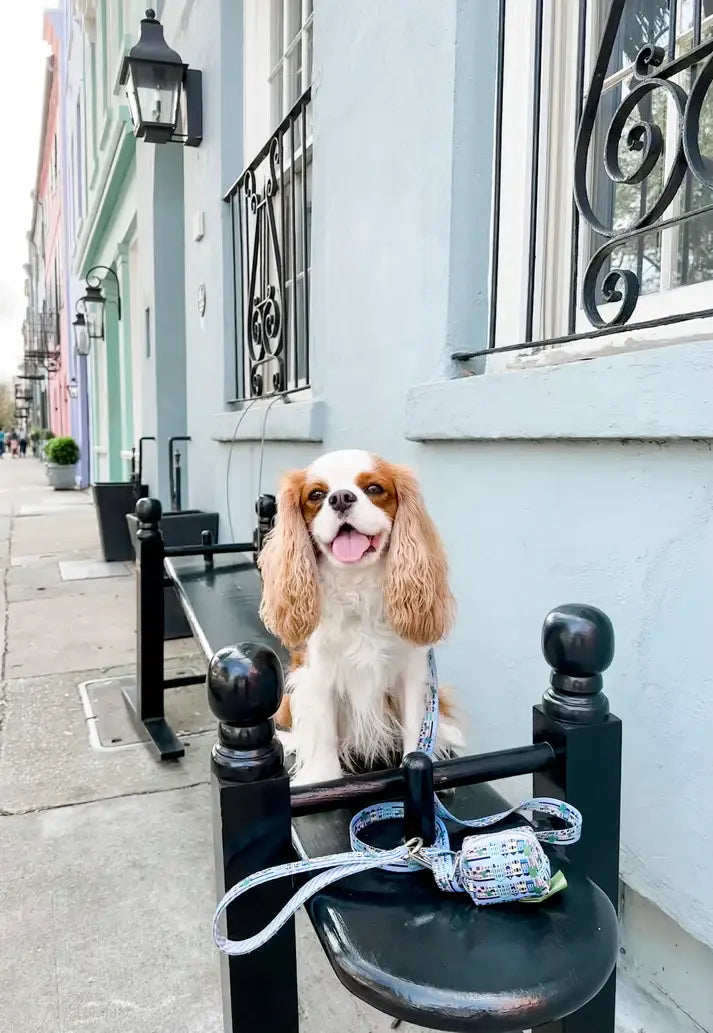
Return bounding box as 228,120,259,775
213,649,581,956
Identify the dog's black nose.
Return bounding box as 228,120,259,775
329,489,357,515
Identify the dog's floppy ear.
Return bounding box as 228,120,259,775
258,469,320,648
383,464,455,645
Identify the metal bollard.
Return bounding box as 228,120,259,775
202,529,214,570
403,752,436,846
533,604,621,1033
122,497,184,761
208,643,298,1033
253,494,277,567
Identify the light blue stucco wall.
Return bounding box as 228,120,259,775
141,0,713,979
135,0,241,513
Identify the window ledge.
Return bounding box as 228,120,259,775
211,399,325,443
406,339,713,441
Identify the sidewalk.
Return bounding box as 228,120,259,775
0,458,423,1033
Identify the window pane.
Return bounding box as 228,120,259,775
271,0,284,67
305,26,313,86
589,80,664,295
606,0,670,74
270,70,283,127
679,0,713,35
287,46,301,108
287,0,301,44
675,85,713,286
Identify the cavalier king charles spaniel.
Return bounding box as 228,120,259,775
258,449,462,785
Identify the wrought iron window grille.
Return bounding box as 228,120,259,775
23,310,62,375
225,88,312,401
454,0,713,363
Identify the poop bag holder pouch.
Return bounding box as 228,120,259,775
451,827,554,903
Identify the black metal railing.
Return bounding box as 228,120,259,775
455,0,713,362
22,309,61,374
225,89,312,400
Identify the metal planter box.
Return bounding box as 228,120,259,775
93,482,148,562
126,509,220,639
47,463,77,491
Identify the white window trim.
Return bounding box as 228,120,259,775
491,0,713,374
211,396,323,443
406,336,713,442
268,0,313,129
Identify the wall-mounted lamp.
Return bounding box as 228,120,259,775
73,311,90,356
120,9,202,147
74,266,122,352
66,378,79,400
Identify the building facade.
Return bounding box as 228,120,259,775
60,2,713,1029
21,11,68,441
40,12,71,439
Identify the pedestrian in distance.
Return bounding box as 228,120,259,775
0,428,5,459
19,434,27,457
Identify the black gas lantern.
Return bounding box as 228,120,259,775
120,9,202,147
75,266,122,351
78,283,106,341
72,312,90,356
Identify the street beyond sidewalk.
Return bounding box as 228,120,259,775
0,457,435,1033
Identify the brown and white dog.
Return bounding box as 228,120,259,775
258,449,462,785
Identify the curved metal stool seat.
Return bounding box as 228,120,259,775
293,784,618,1033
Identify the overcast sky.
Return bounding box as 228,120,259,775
0,1,57,380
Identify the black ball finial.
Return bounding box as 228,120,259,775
541,604,614,724
136,496,162,524
256,494,277,520
208,643,285,781
207,643,284,726
542,604,614,676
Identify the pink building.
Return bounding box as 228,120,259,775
35,12,70,438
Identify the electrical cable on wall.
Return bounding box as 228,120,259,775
224,386,308,541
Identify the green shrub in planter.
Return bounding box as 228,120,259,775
46,436,80,466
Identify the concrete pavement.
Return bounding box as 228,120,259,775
0,458,431,1033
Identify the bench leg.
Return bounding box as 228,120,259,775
123,498,185,760
210,644,299,1033
533,606,621,1033
532,714,620,1033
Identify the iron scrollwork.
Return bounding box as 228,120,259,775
575,0,713,328
243,137,285,398
22,311,61,377
227,87,311,399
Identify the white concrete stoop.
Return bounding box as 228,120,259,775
616,972,706,1033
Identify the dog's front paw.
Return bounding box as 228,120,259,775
291,763,344,787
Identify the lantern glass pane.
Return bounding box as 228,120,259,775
84,298,105,339
74,323,90,356
129,58,182,128
125,65,142,131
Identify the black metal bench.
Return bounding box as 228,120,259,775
122,495,278,758
127,497,621,1033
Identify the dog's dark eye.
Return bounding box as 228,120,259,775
308,489,326,502
365,483,384,495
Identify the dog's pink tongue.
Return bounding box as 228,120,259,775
332,529,371,563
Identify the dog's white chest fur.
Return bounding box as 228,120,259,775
287,565,425,781
315,565,413,691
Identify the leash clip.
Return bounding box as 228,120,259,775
404,837,424,859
